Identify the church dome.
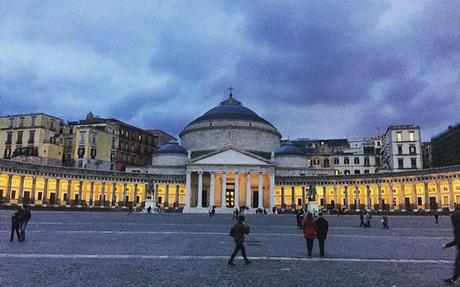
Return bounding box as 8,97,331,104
155,141,187,155
274,142,306,156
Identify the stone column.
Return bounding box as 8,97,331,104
449,180,455,210
435,181,441,210
323,186,328,208
89,181,95,206
209,172,215,208
424,182,430,210
389,183,394,211
301,186,305,207
175,184,180,207
344,186,349,209
100,182,106,207
66,180,71,204
163,184,168,207
269,173,275,210
333,185,338,208
197,172,203,208
366,185,371,210
19,176,25,202
221,172,227,208
377,184,383,210
43,178,49,205
245,173,251,208
55,178,60,205
6,174,13,200
154,184,159,202
78,180,83,205
412,183,417,210
234,172,239,208
31,177,37,202
291,186,295,208
258,172,263,209
123,183,128,206
112,182,117,206
281,186,285,207
185,172,191,208
400,184,406,211
134,183,139,206
354,185,360,211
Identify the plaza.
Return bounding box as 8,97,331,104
0,210,456,286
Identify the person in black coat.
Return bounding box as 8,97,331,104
443,208,460,284
228,215,251,266
435,211,439,224
10,208,21,242
20,205,31,241
315,212,329,257
359,212,364,227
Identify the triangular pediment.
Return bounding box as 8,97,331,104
189,148,272,166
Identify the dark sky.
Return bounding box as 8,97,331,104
1,1,459,141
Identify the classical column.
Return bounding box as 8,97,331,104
43,178,49,205
291,186,295,208
435,181,441,210
258,172,263,209
269,173,275,210
412,183,417,210
19,176,25,202
400,184,406,211
366,185,371,210
281,186,285,207
377,184,383,210
175,184,180,207
55,178,60,205
245,173,251,208
389,183,394,211
6,174,13,200
323,186,328,208
424,182,430,210
197,172,203,208
344,186,349,209
209,172,215,208
301,186,305,207
123,183,128,206
234,172,239,208
221,172,227,208
134,183,138,205
31,177,37,202
66,180,71,204
89,181,95,206
354,185,360,211
112,182,117,206
449,180,455,210
185,172,191,208
78,180,83,205
154,184,159,202
333,185,338,208
100,182,106,207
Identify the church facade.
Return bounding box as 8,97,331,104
1,92,460,213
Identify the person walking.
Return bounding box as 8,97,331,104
315,212,329,257
359,212,364,227
382,215,389,229
296,210,302,230
435,211,439,224
147,206,152,214
272,206,276,215
302,212,317,257
228,215,251,266
10,208,21,242
443,207,460,284
20,205,31,241
364,212,371,228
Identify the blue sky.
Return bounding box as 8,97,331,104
1,1,459,141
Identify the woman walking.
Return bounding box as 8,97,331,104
302,212,317,256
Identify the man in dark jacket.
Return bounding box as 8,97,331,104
315,212,329,257
20,205,31,241
228,215,251,266
443,208,460,284
10,208,21,242
359,212,364,227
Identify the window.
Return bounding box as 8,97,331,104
92,133,97,145
397,145,403,155
409,131,415,141
354,170,361,175
411,158,417,168
334,170,340,175
344,170,351,175
354,157,360,164
344,157,350,165
334,158,339,165
364,157,370,166
79,132,85,144
9,117,14,128
90,148,97,159
50,120,55,130
3,148,11,159
6,132,12,145
396,131,402,142
417,197,422,205
112,137,116,149
323,159,330,168
16,131,23,144
110,152,115,162
31,116,36,127
38,192,43,201
28,130,35,144
375,157,381,165
19,117,24,127
313,158,320,165
364,169,370,174
398,158,404,169
78,147,85,158
409,145,416,155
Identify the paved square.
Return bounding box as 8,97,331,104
0,211,456,286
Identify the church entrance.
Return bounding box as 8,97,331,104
226,190,234,208
252,190,258,208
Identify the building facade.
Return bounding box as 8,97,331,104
431,123,460,168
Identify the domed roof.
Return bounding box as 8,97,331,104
156,141,187,155
188,92,273,126
274,142,306,156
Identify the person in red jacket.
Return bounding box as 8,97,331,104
302,212,317,256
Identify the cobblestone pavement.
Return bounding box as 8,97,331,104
0,211,456,287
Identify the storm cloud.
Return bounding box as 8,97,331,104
0,0,459,140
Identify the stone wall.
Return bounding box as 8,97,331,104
275,155,308,168
152,154,187,166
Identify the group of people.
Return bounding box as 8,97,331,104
302,212,329,257
359,212,372,228
10,205,31,242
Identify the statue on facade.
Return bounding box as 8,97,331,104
308,182,316,201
